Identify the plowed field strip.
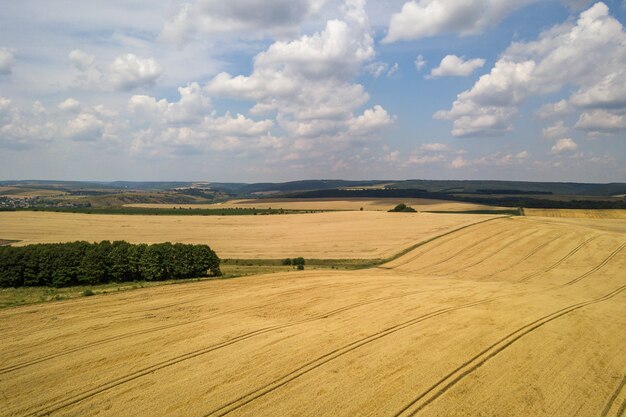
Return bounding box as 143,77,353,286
393,285,626,417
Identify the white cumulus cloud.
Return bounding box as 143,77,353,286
542,121,568,139
206,0,392,149
0,48,15,74
575,110,626,133
415,54,426,71
109,54,163,91
68,49,94,71
162,0,329,43
65,112,105,141
384,0,536,43
551,138,578,154
435,2,626,137
58,98,81,112
429,55,485,78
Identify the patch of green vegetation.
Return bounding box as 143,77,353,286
6,207,321,216
0,277,220,309
388,203,417,213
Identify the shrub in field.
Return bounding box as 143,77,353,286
292,257,306,266
388,203,417,213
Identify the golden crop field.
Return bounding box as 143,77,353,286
525,208,626,219
0,211,493,259
128,197,501,212
1,214,625,417
0,187,68,199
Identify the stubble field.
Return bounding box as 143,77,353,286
0,211,625,417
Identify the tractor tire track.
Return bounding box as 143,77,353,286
473,232,566,280
560,242,626,287
20,287,449,417
392,284,626,417
19,239,625,416
203,298,500,417
2,281,445,376
601,375,626,417
516,235,599,283
436,229,545,276
384,217,509,270
412,227,520,274
2,280,350,367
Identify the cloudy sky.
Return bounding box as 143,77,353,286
1,0,625,182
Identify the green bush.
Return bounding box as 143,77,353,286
296,265,304,270
388,203,417,213
281,258,292,266
82,289,95,297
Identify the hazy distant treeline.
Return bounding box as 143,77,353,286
0,241,221,288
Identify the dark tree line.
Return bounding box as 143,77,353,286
285,189,626,209
0,241,221,288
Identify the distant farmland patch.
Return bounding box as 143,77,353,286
524,208,626,219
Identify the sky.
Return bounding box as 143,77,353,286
0,0,625,183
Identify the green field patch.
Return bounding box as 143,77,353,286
3,207,324,216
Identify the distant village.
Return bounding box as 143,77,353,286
0,196,88,209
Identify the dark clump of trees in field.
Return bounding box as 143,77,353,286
388,203,417,213
281,257,306,270
0,241,221,288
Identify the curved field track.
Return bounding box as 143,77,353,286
1,216,625,417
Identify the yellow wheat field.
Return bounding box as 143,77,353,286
128,197,501,212
1,215,625,417
524,208,626,219
0,211,493,259
0,187,68,199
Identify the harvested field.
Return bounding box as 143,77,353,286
1,216,625,417
0,186,67,199
128,197,501,212
525,208,626,219
0,211,493,259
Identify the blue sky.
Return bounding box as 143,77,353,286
0,0,625,182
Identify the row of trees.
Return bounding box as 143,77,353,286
0,241,221,288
